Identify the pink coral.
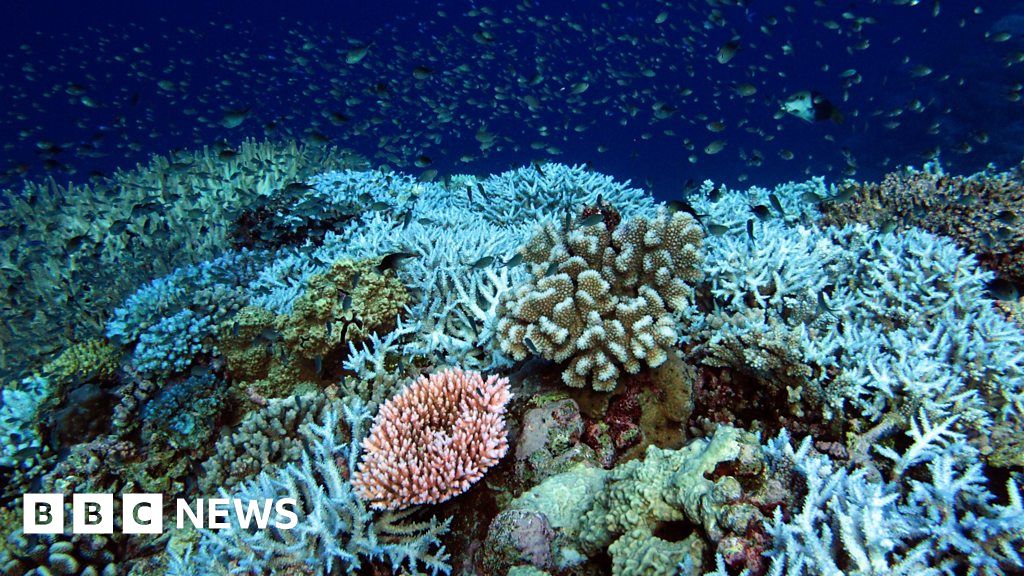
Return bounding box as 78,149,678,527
352,368,512,510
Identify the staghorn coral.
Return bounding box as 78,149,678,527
759,412,1024,576
199,392,344,493
0,139,363,382
497,208,703,390
170,399,452,576
820,165,1024,282
352,368,512,510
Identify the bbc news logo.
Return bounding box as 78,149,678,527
23,494,298,534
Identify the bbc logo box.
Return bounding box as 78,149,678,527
23,494,163,535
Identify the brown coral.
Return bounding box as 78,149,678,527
821,166,1024,282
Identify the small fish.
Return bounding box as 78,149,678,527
505,253,523,267
351,272,362,289
666,200,701,220
470,256,495,269
579,213,605,227
879,219,898,234
11,446,40,461
717,40,740,64
545,262,559,276
524,336,539,355
751,205,772,220
987,278,1020,301
402,210,414,229
341,294,352,310
533,162,546,178
801,191,823,204
707,224,730,236
377,252,417,272
369,201,390,211
314,355,323,376
746,218,755,242
769,193,785,216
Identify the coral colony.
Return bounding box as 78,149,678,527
1,154,1024,576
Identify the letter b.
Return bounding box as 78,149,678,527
23,494,64,534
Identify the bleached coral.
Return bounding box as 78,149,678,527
498,208,703,390
761,412,1024,576
170,399,452,576
0,374,49,468
688,200,1024,437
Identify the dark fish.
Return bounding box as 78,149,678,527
769,193,785,216
341,294,352,310
524,336,539,355
707,224,729,236
369,201,390,211
475,182,488,200
987,278,1020,301
351,272,361,289
666,200,701,220
746,219,755,242
285,182,313,192
545,262,559,276
596,193,604,207
314,355,323,376
415,155,432,167
817,292,833,313
402,210,414,229
534,162,546,177
505,253,523,267
751,205,771,220
579,213,604,227
377,252,417,272
466,184,474,203
11,446,40,461
470,256,494,269
879,219,898,234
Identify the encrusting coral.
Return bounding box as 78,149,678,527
497,207,703,391
820,164,1024,282
353,367,512,510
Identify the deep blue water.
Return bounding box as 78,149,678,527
2,0,1023,200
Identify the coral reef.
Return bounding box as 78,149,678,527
199,392,344,493
486,425,770,575
820,164,1024,282
353,368,512,510
759,412,1024,576
170,400,453,576
0,139,363,382
497,208,703,390
687,177,1024,448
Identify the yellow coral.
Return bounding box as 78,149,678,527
282,258,408,360
44,338,120,385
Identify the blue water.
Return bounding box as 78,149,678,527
1,0,1022,196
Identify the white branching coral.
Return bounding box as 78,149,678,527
497,208,703,390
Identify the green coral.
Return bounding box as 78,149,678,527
216,258,407,401
44,338,120,385
282,257,408,360
497,208,703,391
499,426,763,575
